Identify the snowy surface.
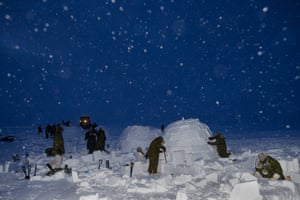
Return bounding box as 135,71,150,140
0,118,300,200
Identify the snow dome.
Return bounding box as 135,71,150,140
164,118,217,163
118,125,161,153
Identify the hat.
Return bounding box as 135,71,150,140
258,152,267,161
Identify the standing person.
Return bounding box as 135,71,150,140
95,127,106,151
85,127,97,154
37,125,43,135
45,124,51,139
53,124,65,155
207,133,231,158
160,124,165,133
21,153,31,179
146,136,166,174
255,152,286,180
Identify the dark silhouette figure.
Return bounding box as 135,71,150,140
37,125,43,135
208,133,231,158
45,124,51,139
95,127,106,151
146,136,166,174
160,124,165,133
53,125,65,155
85,127,97,154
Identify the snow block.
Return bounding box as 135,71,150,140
122,161,147,177
279,159,299,174
192,160,205,175
4,161,11,172
230,181,262,200
170,150,185,165
81,154,94,162
206,173,218,183
64,158,80,169
72,170,79,182
241,173,257,182
176,189,188,200
185,153,198,165
79,193,101,200
158,160,166,174
288,172,300,184
127,182,168,194
173,174,193,185
93,151,108,161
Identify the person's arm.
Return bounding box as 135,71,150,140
160,145,166,152
208,141,216,145
208,136,216,140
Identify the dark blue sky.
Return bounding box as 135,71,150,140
0,0,299,132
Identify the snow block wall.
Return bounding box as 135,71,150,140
164,118,217,165
118,125,161,153
279,158,299,174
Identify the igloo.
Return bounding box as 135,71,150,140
118,125,161,153
164,118,217,165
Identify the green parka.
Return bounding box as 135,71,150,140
255,153,285,180
53,126,65,154
146,136,166,174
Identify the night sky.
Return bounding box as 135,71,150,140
1,0,299,132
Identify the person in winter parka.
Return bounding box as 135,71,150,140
95,127,106,151
53,125,65,155
146,136,166,174
85,127,97,154
255,152,285,180
208,133,231,158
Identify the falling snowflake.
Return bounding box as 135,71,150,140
262,6,269,13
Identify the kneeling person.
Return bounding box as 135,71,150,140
255,152,285,180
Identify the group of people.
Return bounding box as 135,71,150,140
206,133,286,180
38,122,286,180
141,132,287,180
43,123,107,174
85,126,107,154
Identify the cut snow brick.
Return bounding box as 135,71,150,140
81,154,94,162
176,189,188,200
206,173,218,183
280,158,299,174
230,180,262,200
241,173,257,182
72,171,79,182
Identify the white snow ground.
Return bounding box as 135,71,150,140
0,118,299,200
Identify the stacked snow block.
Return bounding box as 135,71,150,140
279,158,300,184
230,180,262,200
0,161,11,173
279,158,299,174
164,119,217,166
